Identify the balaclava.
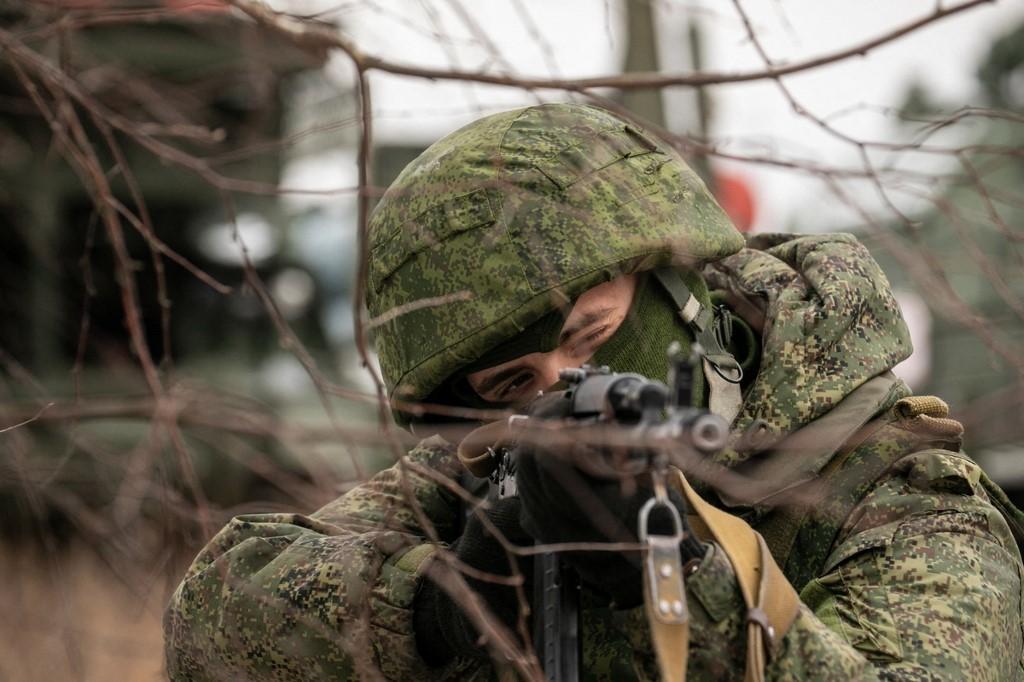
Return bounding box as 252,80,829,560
590,272,708,406
428,271,715,413
428,307,567,412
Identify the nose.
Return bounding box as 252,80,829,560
535,351,571,391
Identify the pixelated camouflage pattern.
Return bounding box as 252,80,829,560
165,436,1024,681
703,232,913,469
616,443,1024,681
366,103,744,404
579,593,648,681
771,410,962,592
165,234,1023,680
164,439,479,681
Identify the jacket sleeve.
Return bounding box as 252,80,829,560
163,436,485,681
615,449,1024,681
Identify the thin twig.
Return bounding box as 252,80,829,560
228,0,994,91
0,402,55,434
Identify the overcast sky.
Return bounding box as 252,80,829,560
285,0,1024,231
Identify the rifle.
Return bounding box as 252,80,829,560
468,345,729,681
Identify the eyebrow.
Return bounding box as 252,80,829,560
558,307,618,346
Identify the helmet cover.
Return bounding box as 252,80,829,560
366,103,744,407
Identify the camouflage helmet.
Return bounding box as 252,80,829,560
366,103,744,409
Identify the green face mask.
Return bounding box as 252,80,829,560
590,272,707,407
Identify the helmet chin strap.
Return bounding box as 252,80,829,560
652,267,744,425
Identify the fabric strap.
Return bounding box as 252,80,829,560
456,421,802,680
456,419,511,477
644,469,801,682
652,268,743,424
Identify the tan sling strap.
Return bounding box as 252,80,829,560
456,420,801,680
456,418,512,478
644,469,801,682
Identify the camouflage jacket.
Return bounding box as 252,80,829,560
164,234,1024,680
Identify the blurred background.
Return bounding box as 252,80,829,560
1,0,1022,678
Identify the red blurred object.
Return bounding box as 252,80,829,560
713,171,757,233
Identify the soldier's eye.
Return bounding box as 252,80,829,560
497,372,533,400
573,325,610,356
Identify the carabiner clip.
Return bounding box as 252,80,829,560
638,490,689,624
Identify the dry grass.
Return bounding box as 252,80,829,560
0,541,179,681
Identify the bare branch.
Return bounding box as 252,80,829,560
228,0,994,91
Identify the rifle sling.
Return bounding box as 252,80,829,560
456,419,512,478
644,470,800,682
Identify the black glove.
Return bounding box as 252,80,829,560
413,496,533,666
514,392,704,608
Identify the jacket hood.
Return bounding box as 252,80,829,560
705,233,913,472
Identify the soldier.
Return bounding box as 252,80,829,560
165,103,1024,680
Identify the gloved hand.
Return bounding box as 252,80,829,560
514,391,705,608
413,496,533,666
